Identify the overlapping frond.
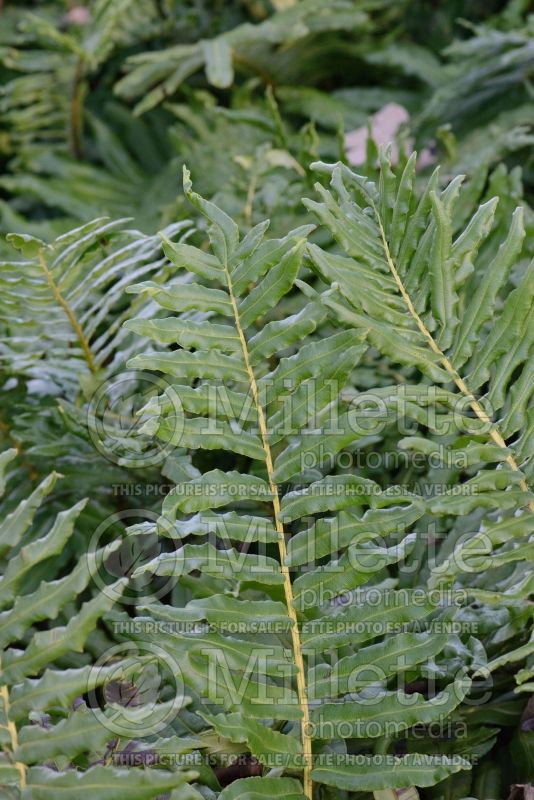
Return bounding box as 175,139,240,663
0,450,170,796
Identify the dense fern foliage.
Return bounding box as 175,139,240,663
1,1,533,799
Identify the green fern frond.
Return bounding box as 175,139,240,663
416,17,534,139
0,448,205,797
0,449,144,794
120,170,483,797
1,217,191,393
305,153,534,504
305,152,534,704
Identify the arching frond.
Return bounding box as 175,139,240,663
1,218,191,393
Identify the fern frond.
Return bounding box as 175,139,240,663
122,171,480,797
0,449,140,794
305,153,534,708
1,217,191,393
0,107,182,239
0,448,204,796
416,17,534,139
305,153,534,510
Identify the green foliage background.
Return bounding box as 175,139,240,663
0,1,533,799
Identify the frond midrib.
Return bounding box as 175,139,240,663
221,254,313,799
0,685,26,788
37,250,97,373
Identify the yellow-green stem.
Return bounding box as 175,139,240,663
38,251,97,373
222,261,313,799
0,684,26,788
